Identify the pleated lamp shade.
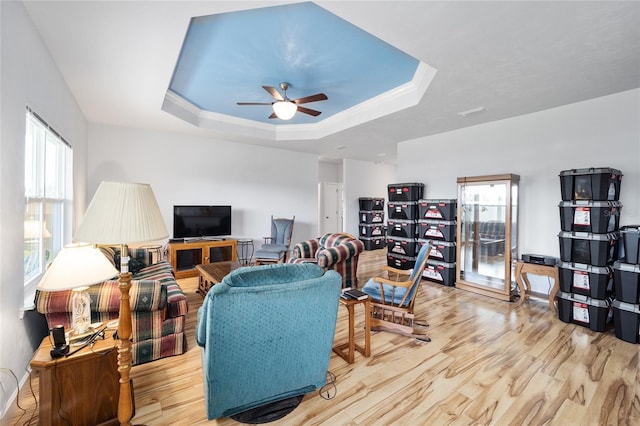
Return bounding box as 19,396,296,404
36,243,119,291
74,182,168,245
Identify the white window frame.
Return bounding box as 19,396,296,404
24,108,73,303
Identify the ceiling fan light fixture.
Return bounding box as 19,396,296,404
272,101,297,120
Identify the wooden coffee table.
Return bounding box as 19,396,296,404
196,261,241,297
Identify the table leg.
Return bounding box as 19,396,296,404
548,269,560,312
347,304,355,363
515,262,526,306
363,299,371,357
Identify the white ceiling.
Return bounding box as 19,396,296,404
23,1,640,165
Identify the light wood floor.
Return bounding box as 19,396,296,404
6,249,640,425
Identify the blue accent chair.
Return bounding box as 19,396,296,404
361,242,432,341
196,263,341,420
254,216,295,264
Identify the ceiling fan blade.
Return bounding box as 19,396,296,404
262,86,284,101
268,112,278,119
292,93,328,104
237,102,273,105
297,106,322,117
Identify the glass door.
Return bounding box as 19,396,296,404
456,174,519,301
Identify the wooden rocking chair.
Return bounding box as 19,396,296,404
361,242,432,341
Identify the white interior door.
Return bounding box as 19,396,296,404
319,182,343,235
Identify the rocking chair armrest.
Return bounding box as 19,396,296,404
373,276,413,289
381,265,411,278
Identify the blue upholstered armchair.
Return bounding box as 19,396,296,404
254,215,295,264
196,263,342,421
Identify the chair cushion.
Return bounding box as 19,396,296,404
258,244,289,252
362,278,409,306
254,250,284,260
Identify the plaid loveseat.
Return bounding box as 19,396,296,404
35,246,188,365
289,233,365,289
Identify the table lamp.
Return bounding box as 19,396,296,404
36,243,119,336
74,181,168,426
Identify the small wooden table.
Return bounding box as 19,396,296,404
196,261,241,297
514,261,560,311
30,329,123,426
333,297,371,363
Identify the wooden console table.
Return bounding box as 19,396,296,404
30,329,125,426
169,239,237,279
333,297,371,363
514,261,559,311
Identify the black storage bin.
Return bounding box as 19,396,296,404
387,236,418,256
418,199,457,221
611,299,640,343
387,253,416,270
422,260,456,286
359,197,385,211
557,262,613,299
613,261,640,304
418,239,456,263
620,225,640,264
359,210,384,224
387,219,417,239
557,291,610,332
557,231,619,267
360,236,385,251
559,167,622,201
388,183,424,202
418,219,456,242
359,223,385,238
558,201,621,233
387,201,419,220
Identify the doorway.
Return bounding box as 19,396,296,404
319,182,343,235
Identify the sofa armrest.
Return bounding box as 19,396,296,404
292,239,320,260
316,239,365,269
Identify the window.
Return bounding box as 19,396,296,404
24,108,73,293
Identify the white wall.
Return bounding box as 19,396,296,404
0,1,89,417
399,89,640,293
87,124,321,247
343,159,397,236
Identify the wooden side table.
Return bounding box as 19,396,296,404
30,329,125,426
196,261,241,297
514,261,560,311
333,297,371,363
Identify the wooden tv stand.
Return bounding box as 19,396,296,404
169,238,237,279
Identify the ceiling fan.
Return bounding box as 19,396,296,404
237,82,328,120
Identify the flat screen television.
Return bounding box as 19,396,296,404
173,205,232,239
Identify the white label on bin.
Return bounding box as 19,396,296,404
392,245,406,255
574,207,591,226
573,271,590,290
422,268,442,281
573,302,590,323
425,209,443,219
372,228,382,236
431,248,443,259
425,227,443,238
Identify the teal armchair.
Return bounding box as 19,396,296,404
196,263,341,421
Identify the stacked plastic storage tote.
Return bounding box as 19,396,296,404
611,226,640,343
417,199,457,286
557,167,623,332
386,183,424,270
358,197,386,250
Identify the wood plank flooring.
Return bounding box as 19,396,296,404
6,249,640,425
